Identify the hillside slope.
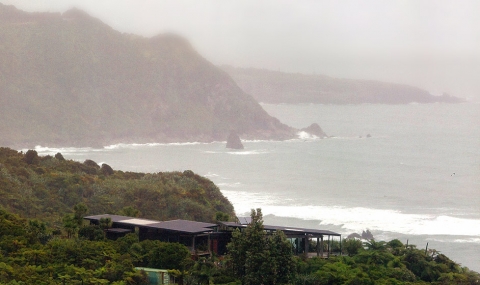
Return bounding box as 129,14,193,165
222,66,465,104
0,4,295,148
0,147,235,224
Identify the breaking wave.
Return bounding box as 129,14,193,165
220,190,480,237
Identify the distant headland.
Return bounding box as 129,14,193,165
221,65,465,105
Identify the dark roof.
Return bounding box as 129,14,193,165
220,221,341,237
152,219,218,234
106,228,132,233
84,214,340,236
84,214,217,234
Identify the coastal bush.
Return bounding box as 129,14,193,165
0,147,235,225
227,209,295,285
0,204,479,284
343,238,363,256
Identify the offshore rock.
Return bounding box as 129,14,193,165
226,132,244,149
300,123,327,138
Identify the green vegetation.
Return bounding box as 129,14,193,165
221,66,465,104
3,205,477,285
0,147,234,225
0,4,294,148
227,208,295,284
0,207,196,284
222,209,480,285
0,147,478,284
291,240,480,284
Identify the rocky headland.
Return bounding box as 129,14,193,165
221,65,465,105
0,4,296,148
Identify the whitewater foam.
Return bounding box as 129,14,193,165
104,141,206,150
26,145,98,155
227,150,269,155
220,189,480,237
258,205,480,237
296,131,318,140
426,237,480,244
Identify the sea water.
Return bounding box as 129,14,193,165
31,103,480,271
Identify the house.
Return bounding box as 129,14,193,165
83,214,341,257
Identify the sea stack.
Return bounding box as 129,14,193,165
300,123,328,138
226,131,244,149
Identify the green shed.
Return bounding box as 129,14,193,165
135,267,170,285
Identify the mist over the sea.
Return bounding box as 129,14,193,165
31,103,480,271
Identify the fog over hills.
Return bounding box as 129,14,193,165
2,1,478,102
222,66,464,104
0,4,295,147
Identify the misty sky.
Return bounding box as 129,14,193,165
2,0,479,101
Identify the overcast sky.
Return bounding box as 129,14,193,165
2,0,480,101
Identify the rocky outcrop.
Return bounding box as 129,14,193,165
226,132,244,149
300,123,328,138
347,229,374,240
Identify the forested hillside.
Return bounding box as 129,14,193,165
0,4,295,148
0,147,235,225
222,66,465,104
1,205,478,284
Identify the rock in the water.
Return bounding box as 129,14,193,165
300,123,327,138
362,230,374,240
347,233,362,239
226,132,244,149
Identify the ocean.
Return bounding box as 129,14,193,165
30,102,480,271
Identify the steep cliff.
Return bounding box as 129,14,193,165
0,4,295,147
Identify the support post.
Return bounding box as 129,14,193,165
320,236,324,258
316,237,320,257
304,234,308,254
327,235,330,258
340,236,342,256
192,235,196,252
208,234,211,256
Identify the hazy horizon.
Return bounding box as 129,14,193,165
2,0,479,101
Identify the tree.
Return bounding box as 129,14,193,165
73,203,88,227
101,163,114,176
215,211,229,222
54,152,65,161
78,225,105,241
24,149,39,165
267,230,295,283
147,242,190,270
131,240,190,270
62,214,79,238
363,239,386,251
25,219,50,245
227,208,294,285
119,206,141,217
343,238,363,256
99,217,113,231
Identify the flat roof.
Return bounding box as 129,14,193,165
84,214,341,236
84,214,218,234
106,228,132,233
84,214,158,225
220,221,341,237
